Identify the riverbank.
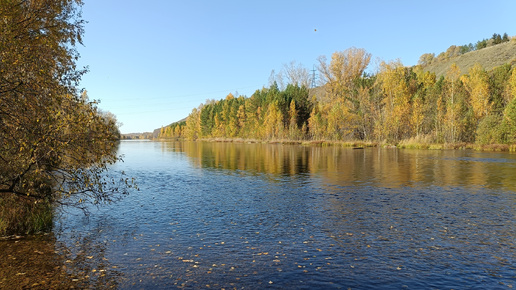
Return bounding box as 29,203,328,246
397,136,516,152
156,137,516,152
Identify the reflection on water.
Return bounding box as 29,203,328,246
3,141,516,289
175,141,516,190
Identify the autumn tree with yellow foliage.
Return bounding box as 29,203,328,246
461,64,491,122
315,48,372,140
376,60,414,141
0,0,134,234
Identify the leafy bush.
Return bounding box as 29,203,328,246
476,114,504,145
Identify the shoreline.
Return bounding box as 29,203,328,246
152,137,516,152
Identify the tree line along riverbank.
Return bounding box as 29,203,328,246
159,46,516,150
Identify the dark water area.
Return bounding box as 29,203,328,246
2,141,515,289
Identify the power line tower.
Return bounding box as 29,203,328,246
310,65,317,88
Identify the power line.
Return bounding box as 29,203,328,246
310,65,317,88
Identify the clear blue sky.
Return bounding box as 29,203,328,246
77,0,516,133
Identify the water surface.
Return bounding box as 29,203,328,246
2,141,515,289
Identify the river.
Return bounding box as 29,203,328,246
1,140,515,289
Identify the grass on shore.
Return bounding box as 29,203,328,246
0,194,53,237
197,137,379,148
397,135,516,152
193,136,516,152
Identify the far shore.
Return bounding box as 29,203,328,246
150,137,516,152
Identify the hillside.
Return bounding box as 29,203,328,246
423,40,516,76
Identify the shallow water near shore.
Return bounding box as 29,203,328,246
2,140,515,289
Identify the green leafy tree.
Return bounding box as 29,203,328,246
492,33,502,45
476,114,503,145
503,33,509,42
200,102,216,137
476,39,487,50
502,97,516,143
488,64,513,111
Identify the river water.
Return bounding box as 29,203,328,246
2,140,516,289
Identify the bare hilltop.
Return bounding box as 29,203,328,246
421,38,516,76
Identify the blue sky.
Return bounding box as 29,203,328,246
77,0,516,133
